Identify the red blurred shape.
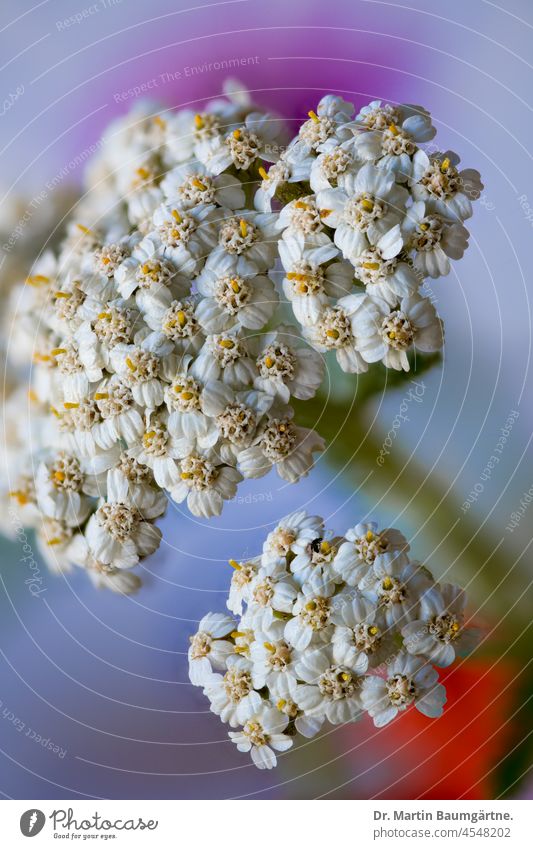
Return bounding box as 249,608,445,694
333,660,516,799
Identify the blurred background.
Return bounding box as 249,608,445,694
0,0,532,799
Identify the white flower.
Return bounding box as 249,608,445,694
270,675,324,738
203,657,262,727
352,292,444,371
279,235,354,326
332,521,409,586
254,156,298,212
93,377,145,449
402,583,480,667
228,703,293,769
109,335,175,408
170,451,242,518
127,410,184,490
352,226,420,302
246,570,298,630
330,592,385,672
35,452,101,526
262,510,324,575
238,413,325,484
316,165,408,261
290,532,340,589
284,574,336,650
252,325,325,402
302,293,368,373
309,139,357,192
51,338,103,404
200,381,272,461
227,556,262,615
188,613,236,685
361,559,433,628
295,645,363,725
150,203,219,275
210,211,281,276
114,236,189,301
85,469,165,569
360,653,446,727
192,331,257,390
141,289,204,355
164,357,215,448
402,201,470,278
411,150,483,221
195,255,278,333
197,111,285,175
293,95,354,156
353,102,435,182
68,532,143,593
250,632,300,691
161,160,245,210
36,518,77,574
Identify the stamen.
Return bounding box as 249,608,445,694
219,338,235,349
125,357,137,371
9,490,29,505
191,177,206,190
440,157,451,172
171,209,182,222
229,559,241,570
194,114,204,129
26,274,50,286
308,110,319,123
239,218,248,237
258,166,268,181
233,129,242,139
94,392,108,400
54,291,71,299
51,348,67,356
63,402,79,409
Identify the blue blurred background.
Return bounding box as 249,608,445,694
0,0,532,799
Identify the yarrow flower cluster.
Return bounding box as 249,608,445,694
1,83,482,593
189,510,480,769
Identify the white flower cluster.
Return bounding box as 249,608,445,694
258,95,482,371
1,84,482,593
189,510,480,769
